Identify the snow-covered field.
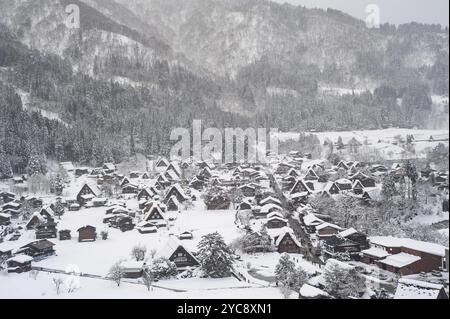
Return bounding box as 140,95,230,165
0,271,284,299
276,128,449,160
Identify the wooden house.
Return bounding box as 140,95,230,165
75,167,90,176
335,179,352,191
122,183,139,194
141,172,151,180
274,228,302,254
0,213,11,226
164,184,189,203
323,236,361,259
290,179,311,195
138,187,157,201
338,228,369,250
102,163,116,174
35,222,58,239
287,168,300,178
136,221,158,234
167,196,181,211
1,201,21,211
290,192,309,207
275,163,295,175
337,161,349,171
144,204,165,223
59,230,71,241
129,171,141,179
259,196,281,207
316,223,343,239
350,171,376,188
26,213,46,230
7,255,33,273
367,237,448,275
206,194,231,210
178,231,194,240
69,203,81,211
120,177,130,187
239,184,256,197
239,198,253,210
156,238,200,269
120,260,145,279
323,182,340,195
12,176,24,184
164,169,180,182
303,213,325,233
167,162,182,178
266,214,288,229
304,168,319,181
18,239,55,258
189,177,204,190
0,191,15,203
76,183,101,205
155,157,170,170
352,180,365,195
92,197,108,207
110,216,134,232
77,226,97,242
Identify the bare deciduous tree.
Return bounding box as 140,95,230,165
131,244,147,261
53,277,64,295
141,269,155,292
108,262,125,287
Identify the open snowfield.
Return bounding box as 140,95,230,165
0,271,285,299
276,128,449,160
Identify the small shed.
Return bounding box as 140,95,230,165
77,226,97,242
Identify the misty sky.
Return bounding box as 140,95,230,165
271,0,449,26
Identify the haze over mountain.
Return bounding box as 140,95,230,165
272,0,449,27
0,0,448,167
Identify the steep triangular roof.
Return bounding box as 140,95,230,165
156,237,199,264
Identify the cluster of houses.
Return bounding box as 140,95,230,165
298,207,449,276
274,156,449,209
1,151,449,297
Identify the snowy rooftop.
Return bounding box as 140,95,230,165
369,236,448,257
7,254,34,264
316,222,343,231
361,247,390,258
338,228,358,238
378,253,421,268
300,284,330,298
395,279,446,299
303,213,324,226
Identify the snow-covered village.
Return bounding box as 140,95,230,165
0,0,449,304
0,127,449,299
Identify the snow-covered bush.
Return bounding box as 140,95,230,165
100,230,109,240
323,259,366,299
147,258,178,280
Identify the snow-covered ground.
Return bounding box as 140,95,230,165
0,185,302,298
0,271,285,299
276,128,449,160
